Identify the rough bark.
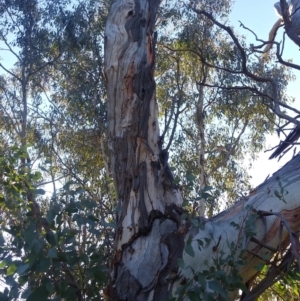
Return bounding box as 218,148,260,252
104,1,183,300
104,1,300,300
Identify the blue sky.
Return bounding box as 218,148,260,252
231,0,279,39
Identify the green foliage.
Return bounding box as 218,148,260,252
274,178,288,203
176,244,247,301
0,146,112,300
176,212,260,301
0,0,112,299
156,0,293,212
256,262,300,301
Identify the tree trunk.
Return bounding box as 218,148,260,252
104,0,184,300
104,1,300,300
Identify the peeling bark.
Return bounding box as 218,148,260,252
104,1,183,299
104,1,300,300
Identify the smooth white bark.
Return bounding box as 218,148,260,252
182,154,300,287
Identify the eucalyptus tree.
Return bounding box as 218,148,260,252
104,0,300,300
0,0,111,300
1,0,300,300
155,0,291,216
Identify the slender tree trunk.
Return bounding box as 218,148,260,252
196,81,207,217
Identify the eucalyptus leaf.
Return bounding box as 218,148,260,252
27,286,49,301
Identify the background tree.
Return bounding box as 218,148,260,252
155,0,291,216
0,0,112,300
